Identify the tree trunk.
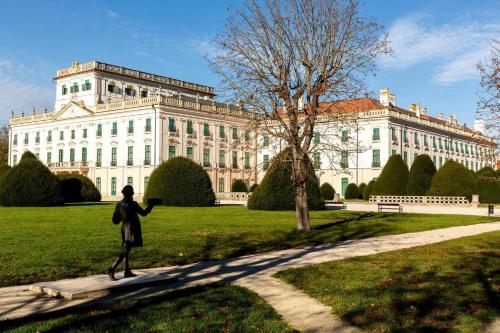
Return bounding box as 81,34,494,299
295,182,311,231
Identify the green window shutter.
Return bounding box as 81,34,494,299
187,120,193,134
168,145,176,159
186,146,193,159
372,149,380,167
82,147,87,163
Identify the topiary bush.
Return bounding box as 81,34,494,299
249,183,258,192
362,179,376,200
344,183,360,199
144,157,216,206
0,157,63,206
406,154,437,195
58,173,101,202
20,151,37,161
248,147,324,210
477,166,497,178
496,170,500,178
477,177,500,203
372,154,409,195
0,164,11,179
427,160,477,201
358,183,366,199
320,182,336,200
231,179,248,192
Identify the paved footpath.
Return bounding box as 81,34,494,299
1,222,500,333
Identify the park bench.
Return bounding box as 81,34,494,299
377,203,403,213
325,200,346,210
214,200,221,206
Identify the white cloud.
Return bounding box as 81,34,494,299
186,36,225,60
380,14,500,83
105,9,119,18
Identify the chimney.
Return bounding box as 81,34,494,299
380,88,396,107
474,119,485,134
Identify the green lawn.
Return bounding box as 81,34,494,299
0,203,496,287
3,284,296,333
276,231,500,333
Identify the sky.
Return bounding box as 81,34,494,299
0,0,498,129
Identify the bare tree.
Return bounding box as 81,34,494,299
211,0,389,230
0,126,9,166
476,40,499,140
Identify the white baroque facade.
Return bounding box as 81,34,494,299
8,61,258,200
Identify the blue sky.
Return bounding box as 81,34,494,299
0,0,498,128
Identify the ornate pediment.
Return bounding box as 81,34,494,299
54,101,94,120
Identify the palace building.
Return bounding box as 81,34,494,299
8,61,498,199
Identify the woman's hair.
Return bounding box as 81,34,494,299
122,185,134,197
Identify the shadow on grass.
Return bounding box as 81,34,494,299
63,202,112,207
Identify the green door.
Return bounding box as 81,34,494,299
341,178,348,197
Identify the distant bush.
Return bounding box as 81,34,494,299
362,180,376,200
248,147,324,210
372,155,409,195
496,170,500,178
144,157,215,206
358,183,367,199
406,154,436,195
249,184,259,192
477,177,500,204
58,173,101,202
344,183,360,199
231,179,248,192
320,182,336,200
427,161,477,201
477,166,497,178
0,157,63,206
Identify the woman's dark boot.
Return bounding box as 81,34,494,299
124,269,137,278
105,268,118,281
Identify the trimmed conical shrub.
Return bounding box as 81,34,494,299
0,164,10,179
231,179,248,192
320,182,336,200
427,160,477,201
477,177,500,203
249,183,258,192
0,157,63,206
358,183,367,199
477,166,497,178
372,155,409,195
58,173,101,202
406,154,437,195
20,151,37,161
248,147,324,210
144,157,216,206
362,179,376,200
344,183,360,199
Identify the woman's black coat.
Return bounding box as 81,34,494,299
112,200,152,247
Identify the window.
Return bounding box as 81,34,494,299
439,138,442,149
127,146,133,166
187,120,193,134
263,154,269,170
127,177,133,186
61,84,67,95
203,148,210,167
111,177,117,196
82,147,87,165
433,156,436,166
83,128,87,139
145,118,151,132
12,155,17,166
24,133,28,144
186,146,193,159
244,152,251,169
70,82,79,93
313,132,320,144
414,132,419,145
108,83,120,94
69,148,75,165
263,135,270,147
47,152,51,165
35,153,39,159
141,90,148,98
13,134,17,145
391,128,397,141
372,149,380,167
245,131,250,141
219,150,226,168
372,128,380,141
128,120,134,134
82,79,91,91
392,149,396,156
71,130,75,140
460,143,464,153
111,122,117,136
144,145,151,165
403,151,408,164
58,149,63,163
424,135,428,147
96,177,101,192
218,178,225,192
125,86,136,96
313,152,321,169
341,151,348,168
219,125,225,139
97,124,102,137
232,127,238,140
168,118,176,132
111,147,117,166
403,130,408,143
96,148,102,167
455,143,459,152
204,123,210,136
465,145,469,154
169,145,176,159
414,152,418,162
144,176,150,191
341,178,348,197
439,157,443,168
433,137,437,149
232,151,238,168
341,130,349,142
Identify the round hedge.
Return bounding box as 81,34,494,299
358,183,367,199
477,177,500,203
248,148,324,210
0,157,63,206
320,182,336,200
406,154,436,195
21,151,37,161
362,179,376,200
477,166,497,178
249,183,259,192
58,173,101,202
231,179,248,192
372,155,409,195
427,160,477,201
344,183,360,199
144,157,216,206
